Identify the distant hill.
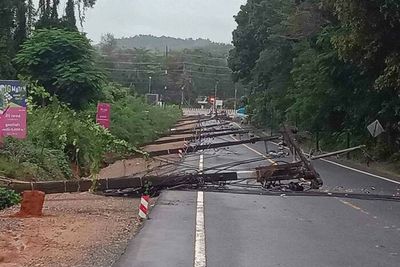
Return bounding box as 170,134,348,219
115,35,233,54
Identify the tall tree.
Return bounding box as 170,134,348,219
14,0,28,51
0,0,16,78
15,29,105,109
26,0,35,32
64,0,77,30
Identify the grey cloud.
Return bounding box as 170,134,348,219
83,0,246,43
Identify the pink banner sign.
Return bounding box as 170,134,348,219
0,107,27,139
96,103,111,129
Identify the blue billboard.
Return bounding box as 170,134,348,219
0,80,27,113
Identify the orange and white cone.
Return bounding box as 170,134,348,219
138,195,150,219
178,149,183,159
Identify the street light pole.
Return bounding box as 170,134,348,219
148,76,152,94
214,80,219,115
181,85,185,107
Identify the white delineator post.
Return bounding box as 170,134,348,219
138,195,150,219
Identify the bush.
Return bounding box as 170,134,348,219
27,99,138,176
0,188,21,210
110,95,182,145
0,138,72,180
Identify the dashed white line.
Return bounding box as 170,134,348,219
194,155,206,267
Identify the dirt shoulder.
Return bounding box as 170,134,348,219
0,192,156,267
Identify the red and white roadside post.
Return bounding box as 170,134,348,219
138,195,150,219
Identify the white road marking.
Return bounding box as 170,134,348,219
318,158,400,185
194,155,206,267
230,134,275,164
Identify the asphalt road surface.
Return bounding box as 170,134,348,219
115,118,400,267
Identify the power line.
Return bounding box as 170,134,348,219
99,60,231,70
169,70,232,76
99,61,162,66
99,52,228,61
180,53,228,60
103,68,164,73
182,62,231,70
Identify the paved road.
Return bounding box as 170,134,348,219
115,119,400,267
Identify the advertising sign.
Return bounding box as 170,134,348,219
96,103,111,129
0,80,27,139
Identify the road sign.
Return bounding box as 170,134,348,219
0,80,27,139
367,120,384,137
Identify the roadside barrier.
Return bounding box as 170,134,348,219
138,195,150,219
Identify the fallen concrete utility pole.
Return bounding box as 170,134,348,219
143,129,249,146
174,117,215,128
167,126,238,136
177,115,206,122
170,121,230,134
148,136,280,157
1,172,239,194
310,145,366,160
253,125,324,189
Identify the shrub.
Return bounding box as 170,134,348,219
0,188,21,210
27,99,138,176
0,138,72,180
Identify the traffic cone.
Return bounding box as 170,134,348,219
178,149,183,159
138,195,150,219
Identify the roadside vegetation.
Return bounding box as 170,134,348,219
0,1,181,190
229,0,400,167
0,187,21,210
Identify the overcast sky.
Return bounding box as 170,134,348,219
76,0,246,44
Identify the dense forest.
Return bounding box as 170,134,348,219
0,0,181,183
115,35,232,53
229,0,400,161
